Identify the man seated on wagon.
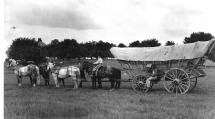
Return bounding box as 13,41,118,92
93,56,103,76
146,64,158,88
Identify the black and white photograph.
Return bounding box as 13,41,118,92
2,0,215,119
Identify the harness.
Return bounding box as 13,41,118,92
52,66,72,78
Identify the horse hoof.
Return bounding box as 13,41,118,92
109,89,114,92
18,84,22,87
33,84,36,87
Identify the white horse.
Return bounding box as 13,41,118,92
47,62,81,89
13,64,41,87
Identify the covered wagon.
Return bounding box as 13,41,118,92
110,39,215,94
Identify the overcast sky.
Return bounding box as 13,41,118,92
4,0,215,47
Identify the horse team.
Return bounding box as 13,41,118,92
7,59,121,90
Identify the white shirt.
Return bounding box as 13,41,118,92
93,57,103,64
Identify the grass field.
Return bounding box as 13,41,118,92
4,60,215,119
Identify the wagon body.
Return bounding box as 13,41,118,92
110,39,215,94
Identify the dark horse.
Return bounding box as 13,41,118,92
39,63,50,86
81,61,121,89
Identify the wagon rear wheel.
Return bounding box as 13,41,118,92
163,68,190,94
132,75,151,93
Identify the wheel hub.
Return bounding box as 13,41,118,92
173,78,180,85
138,81,143,85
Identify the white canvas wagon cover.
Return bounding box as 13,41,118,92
110,39,215,61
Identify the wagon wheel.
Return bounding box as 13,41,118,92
188,69,198,91
132,75,152,93
163,68,190,94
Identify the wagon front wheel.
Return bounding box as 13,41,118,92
132,75,151,93
188,69,198,92
163,68,190,94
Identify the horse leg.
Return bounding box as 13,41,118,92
52,74,59,87
20,77,22,86
62,79,65,86
110,78,116,90
95,78,97,89
73,78,78,89
48,79,50,86
57,78,62,85
17,76,22,87
44,80,46,86
79,81,82,88
29,77,33,86
98,77,102,89
92,78,95,89
33,77,36,87
111,79,114,89
117,81,121,89
37,76,41,85
92,77,96,89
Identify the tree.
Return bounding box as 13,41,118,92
183,32,214,44
51,39,60,45
129,40,141,47
7,37,46,64
129,39,161,47
95,40,115,58
141,38,161,47
118,43,126,47
165,41,175,46
61,39,81,59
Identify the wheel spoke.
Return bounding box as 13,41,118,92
179,71,186,79
181,76,188,81
178,85,183,94
175,69,179,78
168,83,175,92
180,83,189,90
179,85,186,92
181,81,189,85
176,70,181,78
175,85,178,94
171,84,176,93
167,83,174,91
165,74,174,81
170,71,176,79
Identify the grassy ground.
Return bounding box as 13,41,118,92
4,60,215,119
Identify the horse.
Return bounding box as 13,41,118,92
47,62,81,89
13,64,41,87
81,61,121,90
38,63,51,86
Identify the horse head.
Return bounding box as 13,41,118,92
47,62,55,72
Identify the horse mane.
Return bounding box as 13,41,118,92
82,61,93,74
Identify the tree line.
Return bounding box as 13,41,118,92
6,32,214,64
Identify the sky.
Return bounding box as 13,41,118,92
3,0,215,47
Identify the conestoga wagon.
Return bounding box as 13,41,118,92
110,39,215,94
